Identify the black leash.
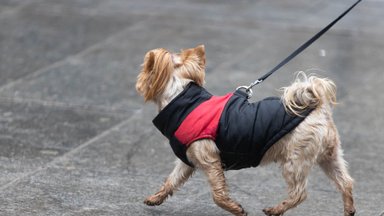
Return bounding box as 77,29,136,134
237,0,362,98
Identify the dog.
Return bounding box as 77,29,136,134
136,45,355,216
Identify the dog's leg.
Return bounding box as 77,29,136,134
263,143,315,216
144,159,194,206
187,139,247,216
319,144,355,216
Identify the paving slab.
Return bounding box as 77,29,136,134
0,167,168,216
51,107,173,175
0,0,142,86
0,99,127,188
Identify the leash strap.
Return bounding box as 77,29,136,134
238,0,362,98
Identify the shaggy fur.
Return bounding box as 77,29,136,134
136,45,355,216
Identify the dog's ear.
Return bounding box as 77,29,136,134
136,50,155,100
181,45,205,69
194,44,205,69
179,45,206,86
143,51,155,73
136,49,173,101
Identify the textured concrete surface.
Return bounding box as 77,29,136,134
0,0,383,215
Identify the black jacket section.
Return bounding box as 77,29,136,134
153,83,212,166
216,91,312,170
153,83,313,170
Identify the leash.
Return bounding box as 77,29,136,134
237,0,362,98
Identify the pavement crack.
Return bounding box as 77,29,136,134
0,109,142,192
0,96,135,117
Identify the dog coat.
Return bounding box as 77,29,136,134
153,82,312,170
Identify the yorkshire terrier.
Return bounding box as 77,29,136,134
136,45,355,216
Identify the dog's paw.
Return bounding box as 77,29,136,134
143,195,165,206
240,210,248,216
237,204,248,216
262,207,283,216
344,208,356,216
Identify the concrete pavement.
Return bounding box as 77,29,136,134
0,0,383,215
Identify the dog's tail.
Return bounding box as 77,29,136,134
281,72,337,116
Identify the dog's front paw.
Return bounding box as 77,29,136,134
144,194,165,206
344,208,356,216
262,207,283,216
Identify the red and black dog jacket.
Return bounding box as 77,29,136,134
153,82,312,170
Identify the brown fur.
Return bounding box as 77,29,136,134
137,45,355,216
136,48,174,101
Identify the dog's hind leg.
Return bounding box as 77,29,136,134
263,139,317,216
263,158,313,215
144,159,194,206
187,139,247,216
318,135,355,216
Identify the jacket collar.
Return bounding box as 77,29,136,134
152,82,212,139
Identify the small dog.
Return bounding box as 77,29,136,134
136,45,355,216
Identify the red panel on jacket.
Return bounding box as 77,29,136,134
174,93,233,146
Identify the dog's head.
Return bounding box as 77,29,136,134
136,45,206,102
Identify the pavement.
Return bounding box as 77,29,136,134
0,0,383,215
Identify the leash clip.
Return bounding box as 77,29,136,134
236,85,253,99
236,79,263,99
